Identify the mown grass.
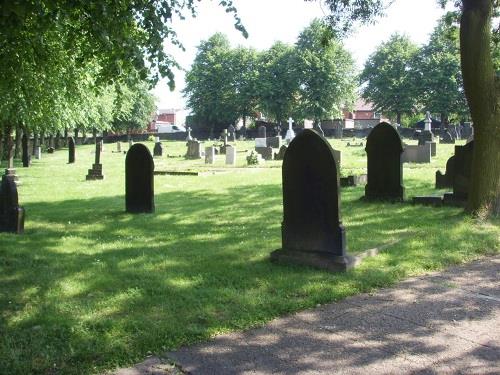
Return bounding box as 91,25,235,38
0,138,498,375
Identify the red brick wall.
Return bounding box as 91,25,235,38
157,113,176,123
354,110,374,120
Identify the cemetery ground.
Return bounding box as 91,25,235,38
0,139,498,375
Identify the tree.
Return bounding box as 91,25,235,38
412,16,469,124
360,34,420,125
316,0,499,217
295,19,357,124
183,33,240,136
258,42,300,127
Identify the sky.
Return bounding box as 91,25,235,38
153,0,449,114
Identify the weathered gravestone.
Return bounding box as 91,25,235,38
225,145,236,166
274,145,288,160
68,137,76,163
256,146,274,160
440,131,455,144
402,143,431,163
34,146,41,160
365,122,405,200
444,141,474,203
86,141,104,180
418,111,435,145
125,144,154,213
22,134,30,167
271,129,355,272
0,175,25,234
186,140,204,159
205,146,216,164
266,136,282,149
258,125,266,139
435,155,455,189
153,141,163,157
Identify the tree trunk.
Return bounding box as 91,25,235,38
396,112,401,125
460,0,500,217
0,128,3,161
32,133,38,155
4,124,14,167
14,125,21,158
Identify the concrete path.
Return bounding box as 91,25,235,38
112,255,500,375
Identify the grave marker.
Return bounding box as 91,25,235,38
205,146,216,164
68,137,75,163
225,145,236,165
86,140,104,180
0,175,25,234
22,134,30,167
126,144,154,213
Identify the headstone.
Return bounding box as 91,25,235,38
0,175,25,234
266,136,282,149
228,125,236,142
47,147,55,154
153,141,163,157
285,117,295,143
86,141,104,180
418,112,434,145
225,145,236,165
274,145,288,160
34,146,41,160
205,146,216,164
332,149,341,169
270,129,355,272
258,125,266,139
435,155,455,189
68,137,75,163
186,140,204,159
365,122,405,200
440,131,455,144
401,143,431,163
451,141,474,201
255,138,267,148
427,141,437,157
22,134,30,167
113,142,122,153
255,146,274,160
126,144,154,213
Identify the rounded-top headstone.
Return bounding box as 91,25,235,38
365,122,404,200
125,143,154,213
68,137,76,163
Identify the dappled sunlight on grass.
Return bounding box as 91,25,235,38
0,140,498,375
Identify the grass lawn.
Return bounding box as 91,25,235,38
0,138,498,375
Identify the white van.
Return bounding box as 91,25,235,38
156,122,186,134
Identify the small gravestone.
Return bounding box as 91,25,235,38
271,129,355,272
112,142,122,153
440,131,455,144
47,147,55,154
258,125,266,139
228,125,236,142
68,137,76,163
34,146,41,160
225,145,236,165
205,146,216,164
435,155,455,189
256,146,273,160
22,134,30,167
402,143,431,163
126,144,154,213
365,122,404,200
266,136,282,149
186,140,203,159
285,117,295,143
0,175,25,234
451,141,474,201
274,145,288,160
86,141,104,180
153,141,163,157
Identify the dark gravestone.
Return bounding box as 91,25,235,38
418,130,434,145
435,155,455,189
365,122,405,200
153,141,163,157
86,141,104,180
274,145,288,160
266,136,282,149
258,125,266,139
452,141,474,201
126,144,154,213
271,129,355,272
255,146,273,160
68,137,76,163
228,124,236,142
22,134,30,167
0,175,25,234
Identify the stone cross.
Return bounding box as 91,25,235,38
424,111,432,131
186,127,193,141
223,129,228,146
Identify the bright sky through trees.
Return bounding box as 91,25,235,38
153,0,448,110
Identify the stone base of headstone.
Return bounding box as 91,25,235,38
412,195,444,207
270,249,357,272
435,171,452,189
255,146,274,160
86,164,104,180
340,174,367,187
443,192,466,207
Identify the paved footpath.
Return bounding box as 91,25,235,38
112,255,500,375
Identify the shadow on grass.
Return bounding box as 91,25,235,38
0,183,498,375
